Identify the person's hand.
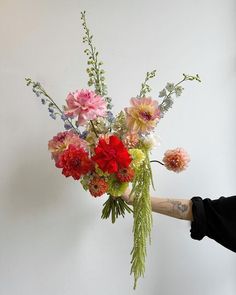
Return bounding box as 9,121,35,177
121,188,134,205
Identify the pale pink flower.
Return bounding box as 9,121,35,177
125,97,161,133
163,148,190,173
48,131,87,161
64,89,107,126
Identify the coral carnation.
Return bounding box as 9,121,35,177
56,144,93,180
116,167,135,182
64,89,107,126
125,97,161,134
163,148,190,173
89,177,108,197
92,135,132,174
48,131,87,161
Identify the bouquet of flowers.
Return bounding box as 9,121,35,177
26,11,200,289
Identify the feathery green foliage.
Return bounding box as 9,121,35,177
130,150,153,289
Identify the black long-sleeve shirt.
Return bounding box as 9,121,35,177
190,196,236,252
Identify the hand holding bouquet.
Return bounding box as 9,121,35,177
26,11,200,289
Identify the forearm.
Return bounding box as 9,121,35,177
122,190,193,221
150,197,193,221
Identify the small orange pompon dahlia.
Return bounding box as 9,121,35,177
116,167,135,182
88,177,108,197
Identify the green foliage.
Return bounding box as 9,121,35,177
80,174,91,191
130,150,153,289
112,111,128,137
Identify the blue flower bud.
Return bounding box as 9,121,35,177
107,111,115,122
80,130,88,139
64,122,72,130
61,113,68,121
49,113,56,120
33,89,41,97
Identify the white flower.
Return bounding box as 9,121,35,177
142,134,161,150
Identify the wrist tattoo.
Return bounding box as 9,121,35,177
168,199,188,216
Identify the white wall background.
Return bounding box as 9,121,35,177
0,0,236,294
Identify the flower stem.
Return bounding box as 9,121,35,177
101,195,133,223
150,160,164,166
166,73,201,99
138,70,157,98
159,73,201,115
25,78,79,134
90,120,99,138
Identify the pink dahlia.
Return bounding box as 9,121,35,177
48,131,87,161
125,97,161,134
163,148,190,173
64,89,107,126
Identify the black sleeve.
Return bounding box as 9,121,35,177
190,196,236,252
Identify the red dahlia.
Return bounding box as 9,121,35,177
56,144,93,180
88,177,108,197
92,135,131,174
116,167,135,182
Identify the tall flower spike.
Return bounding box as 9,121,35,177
81,11,113,109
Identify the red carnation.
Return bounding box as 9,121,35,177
56,144,93,180
92,135,132,174
89,177,108,197
116,167,135,182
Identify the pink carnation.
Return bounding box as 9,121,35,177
48,131,87,161
64,89,107,126
163,148,190,173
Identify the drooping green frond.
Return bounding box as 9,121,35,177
130,150,153,289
